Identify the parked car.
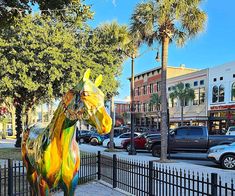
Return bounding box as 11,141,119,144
207,142,235,169
6,128,13,136
76,130,94,143
89,132,110,146
103,132,141,148
121,133,160,152
226,126,235,135
145,126,235,157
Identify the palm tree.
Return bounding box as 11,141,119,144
130,0,207,161
96,22,130,151
149,93,161,130
169,83,195,126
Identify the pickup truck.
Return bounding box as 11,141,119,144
145,126,235,157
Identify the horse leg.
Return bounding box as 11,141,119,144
38,177,50,196
63,172,79,196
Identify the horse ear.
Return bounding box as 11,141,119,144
95,75,102,87
83,69,91,81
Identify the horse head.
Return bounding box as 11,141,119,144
62,69,112,135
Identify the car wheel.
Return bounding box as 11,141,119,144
221,154,235,169
79,138,84,143
126,144,131,152
90,138,99,146
152,145,161,157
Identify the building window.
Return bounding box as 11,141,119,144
150,84,154,94
156,82,160,92
137,103,141,112
185,83,190,88
168,87,171,91
184,100,189,106
213,78,217,82
199,87,205,104
193,89,199,105
194,81,198,87
219,85,225,102
220,77,223,81
149,103,154,111
137,87,140,96
212,85,218,103
143,85,147,95
231,82,235,101
200,80,204,85
143,103,148,112
233,74,235,78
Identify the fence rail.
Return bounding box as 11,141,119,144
98,152,235,196
1,151,235,196
0,152,97,196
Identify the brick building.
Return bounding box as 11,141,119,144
132,65,197,130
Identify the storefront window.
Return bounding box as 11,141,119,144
212,85,218,103
231,82,235,101
219,85,225,102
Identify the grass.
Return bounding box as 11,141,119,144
0,148,22,160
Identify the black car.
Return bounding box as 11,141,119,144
76,130,95,143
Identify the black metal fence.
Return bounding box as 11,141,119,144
1,151,235,196
98,152,235,196
0,152,97,196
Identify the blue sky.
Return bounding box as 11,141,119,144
87,0,235,100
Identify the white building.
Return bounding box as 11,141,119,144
208,61,235,134
167,69,208,128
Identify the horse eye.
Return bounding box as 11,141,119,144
83,92,88,96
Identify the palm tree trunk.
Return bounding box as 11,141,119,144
109,96,115,150
156,111,159,130
181,102,184,126
160,35,170,161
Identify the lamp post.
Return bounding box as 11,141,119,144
129,55,136,155
118,46,158,155
117,47,136,155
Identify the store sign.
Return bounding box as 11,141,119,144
210,105,235,111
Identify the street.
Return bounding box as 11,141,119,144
0,138,226,169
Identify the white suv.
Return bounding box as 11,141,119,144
207,142,235,169
226,126,235,135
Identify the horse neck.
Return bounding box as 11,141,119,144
48,103,78,141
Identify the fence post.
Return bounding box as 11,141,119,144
113,154,117,188
8,159,13,196
211,173,218,196
97,151,101,180
149,161,153,196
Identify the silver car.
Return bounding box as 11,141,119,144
207,142,235,169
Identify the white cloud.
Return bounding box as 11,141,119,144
112,0,117,7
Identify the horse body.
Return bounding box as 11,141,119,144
22,70,112,196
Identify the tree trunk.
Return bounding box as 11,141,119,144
181,103,184,127
160,35,170,162
109,97,115,150
156,111,159,130
15,103,23,147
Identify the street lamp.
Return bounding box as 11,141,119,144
118,46,159,155
118,48,136,155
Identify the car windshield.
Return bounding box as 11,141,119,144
229,127,235,132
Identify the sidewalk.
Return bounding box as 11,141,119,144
54,181,131,196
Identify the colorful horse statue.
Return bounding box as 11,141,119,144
21,69,112,196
